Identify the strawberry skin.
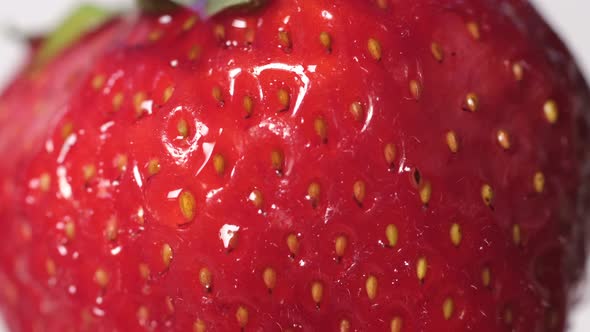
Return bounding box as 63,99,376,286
1,0,589,331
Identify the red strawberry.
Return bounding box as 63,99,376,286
1,0,589,331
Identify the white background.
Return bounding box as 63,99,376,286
0,1,589,331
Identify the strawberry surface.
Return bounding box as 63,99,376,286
1,0,590,331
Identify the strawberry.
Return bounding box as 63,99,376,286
0,0,589,331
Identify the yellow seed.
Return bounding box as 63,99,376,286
105,217,118,241
177,119,189,138
353,180,366,205
512,62,524,81
307,182,321,206
443,297,455,320
183,16,198,31
94,268,109,288
368,38,382,61
243,95,254,117
212,86,223,103
65,220,75,240
61,122,74,139
112,92,124,111
314,117,328,143
419,181,432,205
165,296,175,314
533,171,545,193
465,93,479,112
199,267,212,291
286,233,299,256
263,267,277,291
39,172,51,192
349,102,364,121
431,42,444,62
278,88,290,111
271,149,284,174
82,164,96,182
335,235,348,258
417,257,428,282
543,99,559,124
376,0,388,9
409,80,422,100
137,306,149,325
512,224,521,246
366,275,378,300
212,154,226,175
139,263,150,279
278,31,292,50
163,86,174,104
384,143,396,166
133,92,147,117
162,243,173,268
249,189,263,208
482,266,491,288
311,281,324,305
481,184,494,207
390,316,403,332
148,29,162,42
339,319,351,332
245,28,256,44
188,45,202,61
385,224,399,248
466,22,480,40
450,223,462,247
214,24,225,41
193,319,206,332
46,259,56,276
147,158,161,176
446,131,459,153
503,307,513,325
179,190,196,222
236,306,249,328
319,32,332,52
496,130,511,150
114,154,128,172
92,75,105,90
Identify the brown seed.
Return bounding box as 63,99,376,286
307,182,321,206
481,266,491,288
46,259,56,276
390,317,403,332
114,154,128,172
112,92,124,111
368,38,382,61
139,263,150,279
163,86,175,104
286,233,300,256
466,22,481,40
82,164,97,182
262,267,277,291
179,190,196,222
92,75,105,90
384,143,396,167
446,131,459,153
39,172,51,192
512,224,522,246
278,31,292,51
148,30,162,42
376,0,388,9
212,154,226,175
243,95,254,117
543,99,559,124
212,86,223,103
147,158,161,176
417,257,428,282
278,88,290,111
199,267,212,291
512,62,524,81
431,42,444,62
496,130,511,150
245,28,256,44
162,243,173,268
443,297,455,320
353,180,366,205
177,119,189,138
450,223,462,247
533,171,545,193
271,149,284,174
105,217,118,241
64,220,75,240
193,319,206,332
214,24,225,41
249,189,264,209
465,93,479,112
419,181,432,206
133,92,148,117
335,235,348,259
349,102,364,121
61,122,74,139
409,80,422,100
236,306,249,328
481,184,494,207
366,275,378,300
311,281,324,305
503,307,513,325
339,319,351,332
94,268,109,288
385,224,399,248
314,117,328,143
319,32,332,52
165,296,175,314
188,45,202,61
137,306,149,325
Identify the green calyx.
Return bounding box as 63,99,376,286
204,0,267,17
139,0,266,17
34,5,113,68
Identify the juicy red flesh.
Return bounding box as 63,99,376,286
0,1,589,331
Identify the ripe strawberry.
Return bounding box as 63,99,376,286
1,0,589,331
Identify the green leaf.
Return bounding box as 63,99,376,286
205,0,254,16
34,5,113,67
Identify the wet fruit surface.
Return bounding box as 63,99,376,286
0,1,589,331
